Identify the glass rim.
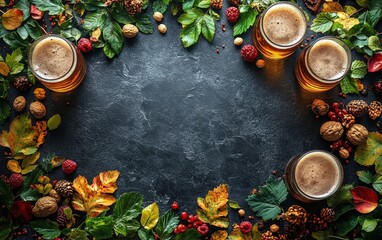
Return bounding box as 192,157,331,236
304,36,352,84
28,34,77,83
292,150,343,200
260,1,307,49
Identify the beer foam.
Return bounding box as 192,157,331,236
308,39,349,80
31,36,75,80
295,152,340,198
262,3,306,46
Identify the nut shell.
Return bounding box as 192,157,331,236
158,24,167,34
368,101,382,120
29,101,46,119
346,124,368,145
234,37,243,46
122,24,139,38
13,96,26,112
33,88,46,101
320,121,344,141
153,12,163,22
339,147,349,159
32,196,58,218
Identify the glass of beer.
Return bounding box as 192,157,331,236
29,34,86,92
252,1,307,59
284,150,343,203
295,36,351,92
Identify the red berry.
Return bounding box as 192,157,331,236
239,221,253,233
10,201,33,224
180,212,188,221
240,45,258,62
173,228,179,235
62,159,77,174
177,224,187,233
347,146,353,153
197,224,209,235
77,38,92,54
8,173,23,189
171,201,179,211
226,7,240,23
193,222,199,228
332,102,340,110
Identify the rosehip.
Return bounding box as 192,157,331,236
77,38,92,54
177,224,187,233
239,221,252,233
171,201,179,211
197,224,209,235
188,214,195,223
180,211,188,221
332,102,340,110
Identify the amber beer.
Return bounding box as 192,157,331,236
29,34,86,92
285,150,343,202
252,2,307,59
295,36,351,92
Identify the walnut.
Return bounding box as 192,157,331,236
32,196,58,217
342,113,355,128
320,121,344,141
339,147,349,159
122,24,138,38
346,124,368,145
368,101,382,120
13,96,26,112
270,224,280,233
33,88,46,101
29,101,46,119
49,189,61,203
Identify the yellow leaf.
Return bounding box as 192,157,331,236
228,224,243,240
334,12,359,31
0,62,9,76
321,2,343,12
140,202,160,230
91,170,120,193
21,164,38,175
7,160,21,173
211,230,228,240
211,218,229,228
344,5,357,15
51,156,66,168
91,27,101,42
1,8,23,30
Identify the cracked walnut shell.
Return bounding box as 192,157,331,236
122,24,138,38
33,88,46,101
13,96,26,112
346,124,368,145
320,121,344,141
32,196,58,218
30,101,46,119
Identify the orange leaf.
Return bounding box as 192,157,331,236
7,159,21,173
211,230,228,240
351,186,378,214
34,121,47,147
1,8,23,30
72,171,120,218
321,2,343,13
0,62,10,76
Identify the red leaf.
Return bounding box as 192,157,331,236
30,5,43,20
351,186,378,214
368,53,382,73
1,8,23,30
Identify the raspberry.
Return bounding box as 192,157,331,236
239,221,252,233
226,7,240,23
62,159,77,174
77,38,92,54
197,223,209,235
171,201,179,211
8,173,23,189
240,45,258,62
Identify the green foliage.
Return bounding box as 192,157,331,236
351,60,367,79
85,216,114,239
340,60,367,94
5,48,24,75
246,177,288,221
0,217,12,240
173,228,200,240
340,75,359,94
311,12,337,33
233,8,258,36
30,219,61,240
0,177,13,208
334,210,359,236
327,184,353,209
357,171,382,194
155,211,179,240
47,114,62,130
30,0,64,15
355,132,382,174
66,229,88,240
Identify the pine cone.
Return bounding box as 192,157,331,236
13,76,32,91
54,180,74,199
342,113,355,128
261,231,278,240
307,213,329,232
368,101,382,120
56,205,73,227
346,100,368,117
229,0,239,6
211,0,223,9
124,0,143,16
282,205,307,225
284,224,308,240
320,207,335,223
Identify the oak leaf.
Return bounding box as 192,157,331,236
72,170,120,218
1,8,23,30
196,184,229,228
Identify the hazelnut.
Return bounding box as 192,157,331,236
153,12,163,22
256,59,266,68
33,88,46,101
32,196,58,217
234,37,243,46
122,24,139,38
270,224,280,233
158,24,167,34
13,96,26,112
346,124,368,145
30,101,46,119
339,147,349,159
320,121,344,142
238,209,245,217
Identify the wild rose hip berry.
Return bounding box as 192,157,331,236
8,173,23,189
197,223,209,235
226,7,240,23
239,221,252,233
77,38,92,54
240,45,258,62
180,211,188,220
171,201,179,210
62,159,77,174
177,224,187,233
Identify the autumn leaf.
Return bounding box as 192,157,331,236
196,184,229,228
321,2,343,13
7,159,21,173
351,186,378,214
1,8,24,30
211,230,228,240
228,223,260,240
140,202,160,230
35,121,47,147
354,132,382,174
0,62,10,77
334,12,359,31
72,170,120,218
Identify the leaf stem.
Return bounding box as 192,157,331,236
0,9,4,14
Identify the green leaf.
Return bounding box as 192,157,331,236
3,31,29,49
138,228,155,240
153,0,168,13
355,132,382,173
201,15,215,43
17,26,28,40
246,177,288,221
340,75,359,94
112,192,143,237
311,230,331,240
197,0,210,8
0,217,12,240
155,211,179,239
15,0,30,20
47,114,62,130
135,14,154,34
361,218,378,232
228,200,241,210
60,28,82,42
83,10,107,31
24,19,43,40
31,0,64,15
140,202,160,230
178,8,204,25
19,167,44,194
173,228,200,240
182,0,195,11
369,0,382,12
362,226,382,240
30,219,61,240
5,48,24,75
0,100,10,125
327,184,353,208
357,170,374,184
334,210,358,236
334,204,354,221
180,20,202,48
208,9,219,21
233,8,258,36
0,177,13,208
102,21,124,59
358,9,382,27
311,12,337,33
351,60,367,79
85,216,114,240
368,35,382,51
372,175,382,193
67,229,88,240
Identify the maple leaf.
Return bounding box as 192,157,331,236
72,170,120,218
196,184,229,228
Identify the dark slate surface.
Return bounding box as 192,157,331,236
2,0,382,217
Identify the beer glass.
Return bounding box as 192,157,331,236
295,36,351,92
29,34,86,92
284,150,343,202
252,1,307,59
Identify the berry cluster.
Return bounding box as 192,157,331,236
327,102,347,121
175,211,209,235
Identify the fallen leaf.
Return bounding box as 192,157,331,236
90,28,101,42
228,224,257,240
21,164,38,175
354,132,382,174
47,114,61,130
334,12,359,31
351,186,378,214
0,62,10,77
1,8,23,30
140,202,159,230
34,121,47,147
7,159,21,173
344,5,357,15
322,2,343,13
211,230,228,240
